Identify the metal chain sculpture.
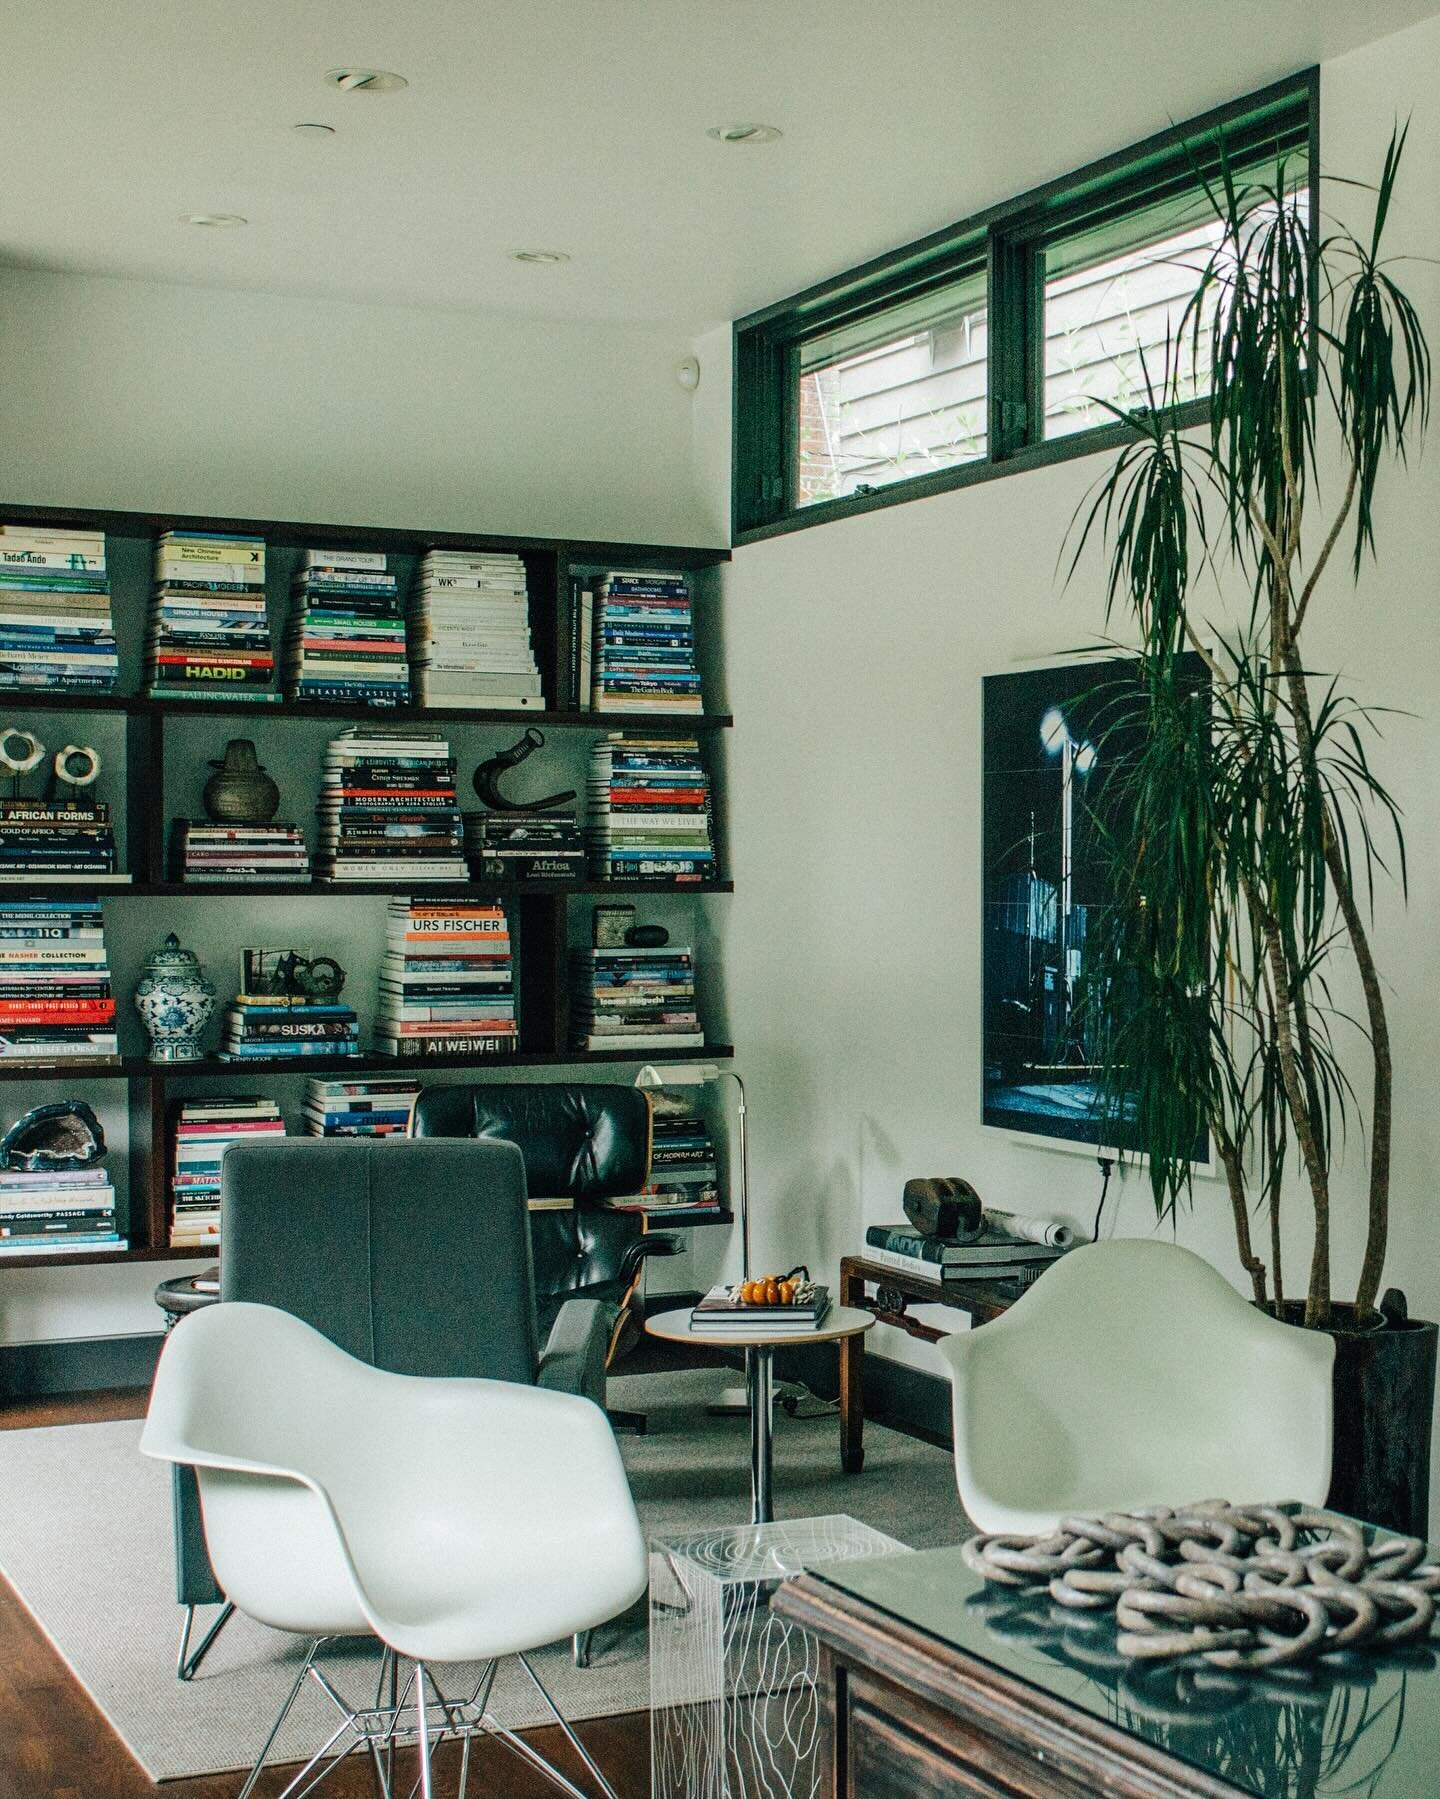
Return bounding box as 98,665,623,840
962,1504,1440,1669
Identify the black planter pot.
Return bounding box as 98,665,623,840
1279,1290,1438,1537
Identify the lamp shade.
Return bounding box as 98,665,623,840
634,1063,724,1089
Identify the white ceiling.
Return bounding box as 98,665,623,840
1,0,1435,333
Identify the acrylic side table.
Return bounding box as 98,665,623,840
650,1514,907,1799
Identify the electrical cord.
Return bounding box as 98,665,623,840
1093,1155,1115,1242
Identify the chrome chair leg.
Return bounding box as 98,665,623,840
237,1640,323,1799
176,1599,236,1681
517,1651,622,1799
572,1628,593,1669
414,1660,434,1799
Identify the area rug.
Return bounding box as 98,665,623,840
0,1367,966,1782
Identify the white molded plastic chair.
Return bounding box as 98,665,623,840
142,1301,648,1799
937,1240,1335,1535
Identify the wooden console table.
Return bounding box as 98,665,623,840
837,1255,1019,1475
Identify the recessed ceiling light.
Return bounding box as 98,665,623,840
293,121,336,138
510,250,572,265
324,68,408,94
180,213,248,228
706,123,783,146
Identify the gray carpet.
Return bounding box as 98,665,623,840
0,1366,967,1783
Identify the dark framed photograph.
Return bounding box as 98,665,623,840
981,651,1210,1157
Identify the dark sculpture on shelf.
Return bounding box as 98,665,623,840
0,1100,107,1171
0,728,103,802
903,1176,982,1240
203,739,281,824
473,728,575,813
258,951,346,1001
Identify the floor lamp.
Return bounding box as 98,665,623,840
634,1062,751,1414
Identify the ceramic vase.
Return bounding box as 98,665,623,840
203,739,280,824
134,933,216,1062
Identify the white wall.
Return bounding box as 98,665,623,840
710,13,1440,1508
0,267,716,546
0,267,721,1350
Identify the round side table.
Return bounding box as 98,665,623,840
645,1304,875,1524
154,1269,219,1332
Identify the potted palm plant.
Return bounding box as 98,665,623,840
1068,128,1435,1535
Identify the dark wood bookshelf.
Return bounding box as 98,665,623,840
0,499,737,1273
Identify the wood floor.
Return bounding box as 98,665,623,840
0,1372,677,1799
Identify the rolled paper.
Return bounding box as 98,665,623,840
986,1207,1076,1250
0,727,44,775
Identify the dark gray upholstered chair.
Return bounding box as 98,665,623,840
166,1135,613,1680
408,1083,681,1426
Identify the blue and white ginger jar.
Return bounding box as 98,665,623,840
134,933,216,1062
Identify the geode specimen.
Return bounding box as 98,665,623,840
0,1100,106,1171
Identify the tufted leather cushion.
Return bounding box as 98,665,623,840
410,1084,654,1328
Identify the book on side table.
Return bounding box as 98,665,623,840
864,1223,1063,1285
691,1282,832,1335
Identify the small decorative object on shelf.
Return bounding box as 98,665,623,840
0,899,121,1065
285,547,409,706
587,569,703,714
170,1094,286,1248
902,1176,983,1240
586,734,715,883
0,1100,122,1256
0,732,125,883
593,903,635,948
146,530,278,701
961,1503,1440,1670
133,932,217,1062
407,548,542,710
303,1075,419,1136
625,922,669,948
0,523,118,694
202,739,281,824
217,946,360,1061
472,728,576,813
571,942,703,1053
376,897,517,1058
316,728,468,881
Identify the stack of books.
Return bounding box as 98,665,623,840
599,1106,719,1213
0,1164,124,1257
586,735,715,883
316,729,467,881
463,809,584,881
691,1282,832,1335
570,945,703,1053
863,1222,1066,1285
172,819,310,883
285,548,409,705
303,1076,420,1136
0,798,126,884
589,570,702,713
170,1096,286,1247
0,899,119,1065
375,898,517,1058
147,530,277,701
407,550,543,710
217,991,361,1061
0,524,118,693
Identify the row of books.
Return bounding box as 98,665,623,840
0,797,127,884
171,1095,286,1246
286,548,409,705
568,571,703,714
172,820,311,883
408,550,542,710
0,899,120,1065
571,945,703,1053
317,728,467,881
303,1076,420,1136
0,1164,125,1256
0,524,118,693
217,993,362,1061
863,1222,1067,1284
462,808,584,882
377,898,517,1057
147,531,276,700
586,735,716,882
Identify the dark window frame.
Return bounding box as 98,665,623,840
732,68,1319,546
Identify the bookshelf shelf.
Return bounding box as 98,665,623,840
0,500,736,1275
